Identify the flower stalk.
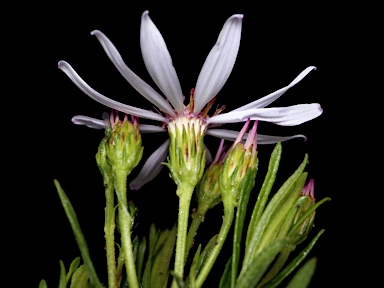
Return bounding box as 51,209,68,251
185,139,226,262
115,171,139,288
172,183,195,287
96,138,117,288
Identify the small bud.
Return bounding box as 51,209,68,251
290,179,317,245
105,112,143,177
196,140,227,210
96,137,113,185
220,120,258,207
165,116,207,190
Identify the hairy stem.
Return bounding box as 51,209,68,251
104,183,118,288
115,172,139,288
195,205,234,288
172,184,194,288
185,204,209,263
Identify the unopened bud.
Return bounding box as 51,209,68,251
220,120,258,207
105,113,143,177
290,179,317,245
196,140,227,210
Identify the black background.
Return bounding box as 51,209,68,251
14,2,347,287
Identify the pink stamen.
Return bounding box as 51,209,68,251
302,179,316,204
213,139,226,164
245,120,258,152
110,111,115,126
114,111,120,124
234,118,250,146
308,179,315,203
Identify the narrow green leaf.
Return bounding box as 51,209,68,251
133,235,140,265
66,257,81,285
276,196,308,242
54,180,103,288
262,229,324,288
236,239,286,288
59,260,66,288
195,235,218,276
257,196,310,287
218,257,232,288
286,258,317,288
142,224,159,288
255,173,307,255
232,169,256,288
243,154,308,271
38,279,48,288
189,245,202,288
137,236,147,282
246,143,281,248
288,198,331,236
151,225,177,288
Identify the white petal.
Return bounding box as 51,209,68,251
205,145,213,164
208,104,322,126
71,115,106,129
58,61,167,122
207,129,307,144
140,11,184,113
193,14,243,113
139,124,167,133
232,66,317,111
129,139,170,190
257,134,307,144
91,30,176,117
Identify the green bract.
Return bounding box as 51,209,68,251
196,161,223,210
165,117,206,190
105,119,143,177
220,142,258,208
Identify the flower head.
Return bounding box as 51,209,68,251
102,111,143,177
195,139,227,211
220,120,259,207
59,11,322,189
289,179,317,246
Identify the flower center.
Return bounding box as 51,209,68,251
167,116,208,137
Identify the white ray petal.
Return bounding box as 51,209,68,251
129,139,170,190
193,14,243,113
71,115,106,129
257,134,307,144
91,30,176,117
206,128,306,144
205,145,213,164
207,104,322,126
232,66,317,111
140,11,184,113
58,61,167,123
139,124,167,133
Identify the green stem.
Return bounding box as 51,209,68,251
115,172,139,288
104,183,118,288
185,204,209,263
195,204,235,288
172,184,194,288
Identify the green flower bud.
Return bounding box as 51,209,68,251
290,179,316,245
220,120,258,207
105,113,143,177
165,116,207,190
196,140,227,210
96,138,113,186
